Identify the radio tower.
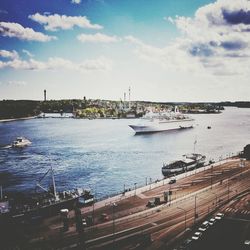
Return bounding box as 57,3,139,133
124,92,126,110
128,86,131,110
44,89,47,101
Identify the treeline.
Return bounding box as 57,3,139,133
0,100,40,119
1,99,250,120
0,99,86,119
218,101,250,108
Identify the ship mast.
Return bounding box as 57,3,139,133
51,166,58,200
36,166,59,200
193,138,197,153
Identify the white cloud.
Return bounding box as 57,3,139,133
0,22,56,41
0,80,27,86
29,13,103,31
128,0,250,76
0,50,19,60
0,56,112,72
22,49,34,57
77,33,120,43
7,80,27,86
71,0,81,4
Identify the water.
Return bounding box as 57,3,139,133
0,107,250,199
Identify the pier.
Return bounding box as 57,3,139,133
2,156,249,249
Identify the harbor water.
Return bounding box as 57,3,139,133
0,107,250,199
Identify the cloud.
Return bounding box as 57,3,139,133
6,80,27,86
77,33,120,43
22,49,34,57
29,13,103,31
127,0,250,76
0,50,19,60
71,0,81,4
0,22,56,41
0,56,112,72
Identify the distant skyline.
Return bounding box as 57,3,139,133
0,0,250,102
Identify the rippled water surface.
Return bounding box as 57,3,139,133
0,107,250,198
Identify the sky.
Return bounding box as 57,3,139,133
0,0,250,102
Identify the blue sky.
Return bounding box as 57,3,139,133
0,0,250,101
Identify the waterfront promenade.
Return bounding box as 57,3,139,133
22,156,249,250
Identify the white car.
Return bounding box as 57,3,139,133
215,215,222,220
192,231,202,240
201,221,209,228
208,218,216,226
82,218,87,226
244,240,250,245
198,227,207,232
216,212,224,218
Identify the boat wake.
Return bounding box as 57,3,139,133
0,145,12,149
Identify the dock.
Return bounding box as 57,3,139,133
1,157,249,250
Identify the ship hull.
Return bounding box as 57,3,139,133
162,154,206,177
8,195,94,219
129,119,194,134
162,162,198,176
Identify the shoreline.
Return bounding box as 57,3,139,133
0,116,36,123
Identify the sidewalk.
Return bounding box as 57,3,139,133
81,158,238,214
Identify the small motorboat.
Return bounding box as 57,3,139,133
12,137,32,148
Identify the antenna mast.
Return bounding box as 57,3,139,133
51,166,57,200
193,137,197,153
129,86,131,110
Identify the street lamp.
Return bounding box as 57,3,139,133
112,203,117,245
194,195,197,224
177,207,187,231
210,165,213,189
211,192,218,207
134,182,137,196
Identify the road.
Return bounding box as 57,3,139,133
29,159,250,250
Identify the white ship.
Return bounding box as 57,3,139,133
129,108,194,134
162,153,206,177
11,137,32,148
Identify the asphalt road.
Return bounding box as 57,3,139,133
31,159,250,250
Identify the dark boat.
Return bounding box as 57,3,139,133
162,153,206,177
1,167,94,218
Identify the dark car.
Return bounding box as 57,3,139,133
169,179,176,184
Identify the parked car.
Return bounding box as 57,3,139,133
100,213,109,222
209,218,216,226
146,200,156,208
216,212,224,218
198,227,207,232
169,179,176,184
192,231,202,240
201,221,209,228
82,218,87,227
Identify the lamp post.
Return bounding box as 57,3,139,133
194,195,197,224
210,165,213,189
92,184,97,226
112,203,117,245
211,192,218,207
134,182,137,196
177,207,187,231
